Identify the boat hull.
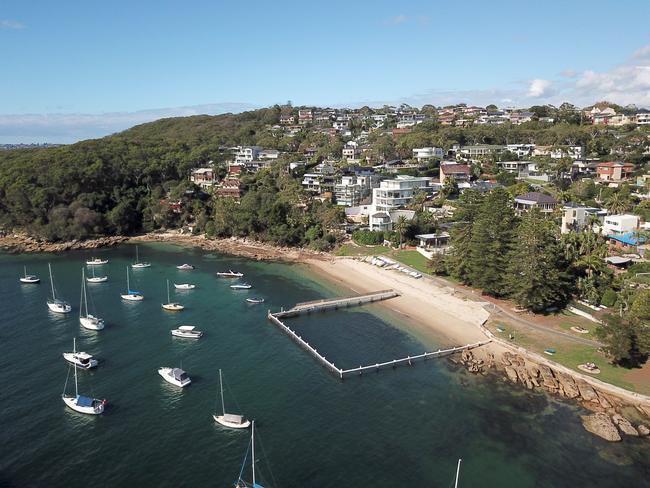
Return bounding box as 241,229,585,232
48,301,72,313
86,276,108,283
62,353,98,369
171,330,203,339
86,260,108,265
80,315,105,330
213,414,251,429
131,263,151,269
174,284,195,290
20,277,40,284
121,294,144,301
62,396,104,415
162,303,185,311
158,368,191,388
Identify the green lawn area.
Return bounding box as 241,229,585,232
487,320,649,395
335,243,391,256
388,250,431,274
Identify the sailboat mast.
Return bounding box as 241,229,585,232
49,263,56,299
126,267,130,292
454,458,462,488
79,270,84,319
73,338,79,397
219,369,226,415
82,269,89,317
24,265,27,278
167,279,170,303
251,421,256,486
135,245,139,264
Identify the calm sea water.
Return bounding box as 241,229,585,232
0,243,648,488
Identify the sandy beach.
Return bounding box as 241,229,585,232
307,256,494,349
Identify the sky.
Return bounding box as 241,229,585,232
1,0,650,143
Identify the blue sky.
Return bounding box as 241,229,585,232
1,0,650,142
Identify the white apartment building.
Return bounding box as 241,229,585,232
371,176,434,213
602,214,640,236
560,205,607,234
234,146,262,164
412,147,443,162
334,174,378,207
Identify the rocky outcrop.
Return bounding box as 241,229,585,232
612,414,639,436
638,425,649,436
581,413,622,442
504,366,518,383
0,233,128,253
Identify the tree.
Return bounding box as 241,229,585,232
605,192,632,214
447,190,485,283
394,216,409,249
467,189,517,296
506,210,571,312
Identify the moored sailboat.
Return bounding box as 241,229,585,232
235,421,265,488
62,352,106,415
86,266,108,283
79,269,105,330
213,369,250,429
162,279,184,311
131,245,151,268
19,266,40,284
47,263,71,313
121,267,144,301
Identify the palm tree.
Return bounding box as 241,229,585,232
605,192,631,214
394,215,409,249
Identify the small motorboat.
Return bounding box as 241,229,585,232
230,283,252,290
158,367,191,388
63,339,98,369
171,325,203,339
246,298,265,304
217,270,244,278
86,258,108,265
19,266,40,284
176,263,195,270
174,283,196,290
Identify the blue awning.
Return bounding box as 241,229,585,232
128,289,140,295
76,395,94,407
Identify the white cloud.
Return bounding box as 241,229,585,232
0,19,25,29
0,102,257,144
527,79,553,98
385,14,408,25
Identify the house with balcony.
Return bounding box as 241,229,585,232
497,161,552,182
298,109,313,125
412,147,443,162
342,142,361,161
234,146,262,165
560,204,607,233
440,163,471,185
190,167,216,189
371,176,435,213
596,161,635,182
514,192,558,214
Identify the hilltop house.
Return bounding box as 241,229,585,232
439,163,471,185
514,192,558,214
596,162,635,183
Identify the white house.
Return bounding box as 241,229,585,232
371,176,435,213
412,147,443,162
602,214,640,236
497,160,552,182
234,146,262,164
342,142,361,161
560,205,607,234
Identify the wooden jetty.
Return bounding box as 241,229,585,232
267,291,492,379
274,289,399,318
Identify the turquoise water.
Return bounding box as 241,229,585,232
0,243,649,487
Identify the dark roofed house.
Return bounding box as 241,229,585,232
514,192,558,214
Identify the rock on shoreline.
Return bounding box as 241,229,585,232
455,349,650,442
0,233,128,253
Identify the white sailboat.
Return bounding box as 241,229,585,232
19,265,40,284
131,245,151,268
62,352,106,415
213,369,250,429
121,267,144,301
162,279,184,311
47,263,71,313
174,283,196,290
235,421,264,488
79,269,105,330
86,266,108,283
63,337,98,369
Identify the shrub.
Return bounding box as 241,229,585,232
601,288,618,307
352,230,384,245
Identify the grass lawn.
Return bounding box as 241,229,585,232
487,319,649,394
335,243,391,257
388,249,431,274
